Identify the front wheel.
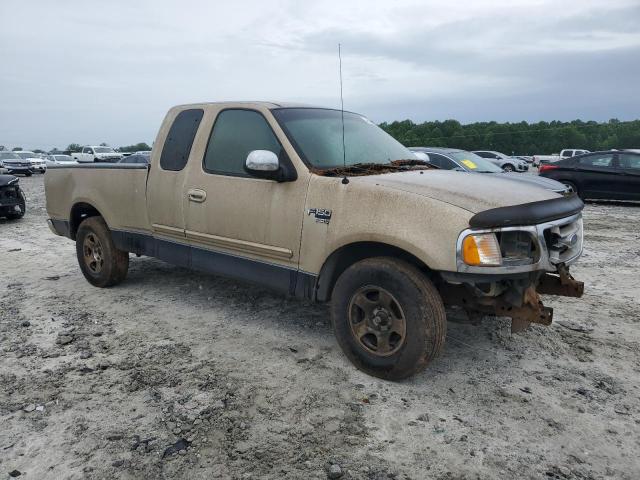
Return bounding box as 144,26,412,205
330,257,447,380
25,171,32,177
561,180,582,198
502,164,515,172
76,216,129,287
6,190,26,220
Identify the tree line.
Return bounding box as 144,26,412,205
379,119,640,155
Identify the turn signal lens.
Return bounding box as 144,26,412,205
462,233,502,266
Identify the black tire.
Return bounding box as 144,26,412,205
330,257,446,380
25,172,32,177
76,216,129,287
502,164,515,172
6,190,26,220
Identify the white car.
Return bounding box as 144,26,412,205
0,151,34,175
15,151,47,173
45,154,78,166
471,150,529,172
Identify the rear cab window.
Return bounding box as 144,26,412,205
160,109,204,171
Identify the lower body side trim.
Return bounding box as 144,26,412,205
110,229,317,299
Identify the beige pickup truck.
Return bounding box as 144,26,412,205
45,102,585,379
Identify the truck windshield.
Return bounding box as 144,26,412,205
449,152,503,173
0,152,21,160
272,108,413,169
94,147,115,153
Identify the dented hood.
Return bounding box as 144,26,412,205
354,169,559,214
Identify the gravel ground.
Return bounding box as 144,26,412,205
1,174,639,480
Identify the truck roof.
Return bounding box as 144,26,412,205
173,101,322,110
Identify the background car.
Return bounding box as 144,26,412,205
538,150,640,200
472,150,529,172
45,154,78,166
15,151,46,173
410,147,568,194
117,153,149,164
0,174,26,219
0,151,33,176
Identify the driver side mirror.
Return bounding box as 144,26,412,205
244,150,297,182
413,151,430,161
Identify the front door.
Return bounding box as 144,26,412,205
183,107,309,292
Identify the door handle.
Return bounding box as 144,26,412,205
187,189,207,203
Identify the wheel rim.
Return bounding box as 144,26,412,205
348,285,407,357
562,182,575,193
504,165,514,172
83,233,104,274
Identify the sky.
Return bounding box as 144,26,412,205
1,0,639,150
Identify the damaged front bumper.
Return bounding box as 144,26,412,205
440,264,584,332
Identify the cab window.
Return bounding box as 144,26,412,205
203,109,282,177
160,108,204,171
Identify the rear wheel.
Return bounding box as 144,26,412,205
76,216,129,287
25,171,32,177
330,257,446,380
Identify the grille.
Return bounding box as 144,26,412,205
544,217,583,264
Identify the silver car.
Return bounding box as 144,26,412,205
410,147,568,194
472,150,529,172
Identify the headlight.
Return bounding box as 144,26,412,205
461,233,502,266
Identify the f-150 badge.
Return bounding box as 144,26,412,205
307,208,332,224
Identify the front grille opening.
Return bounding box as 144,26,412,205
544,218,583,264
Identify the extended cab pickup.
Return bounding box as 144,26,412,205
45,102,585,379
71,146,123,163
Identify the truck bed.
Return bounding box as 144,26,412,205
45,163,151,234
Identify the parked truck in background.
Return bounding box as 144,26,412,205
71,146,123,163
44,101,585,380
533,149,590,167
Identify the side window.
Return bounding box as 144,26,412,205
160,109,204,171
83,147,90,154
203,109,282,176
620,153,640,170
429,153,456,169
579,154,613,167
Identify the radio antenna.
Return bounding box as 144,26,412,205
338,43,349,184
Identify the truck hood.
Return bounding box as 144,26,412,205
355,170,559,214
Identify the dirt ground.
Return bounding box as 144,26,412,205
1,174,639,480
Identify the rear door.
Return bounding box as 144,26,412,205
617,152,640,200
146,107,205,265
575,152,620,198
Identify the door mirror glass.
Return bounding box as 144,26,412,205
245,150,279,172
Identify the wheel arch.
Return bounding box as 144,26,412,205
315,241,433,302
69,202,105,240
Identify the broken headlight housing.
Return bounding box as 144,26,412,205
459,231,538,268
